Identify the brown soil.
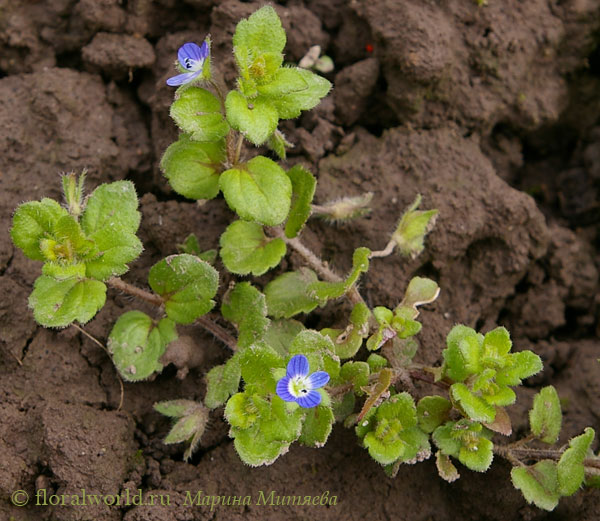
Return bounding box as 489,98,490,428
1,1,600,520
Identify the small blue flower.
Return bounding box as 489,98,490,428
276,355,330,408
167,41,209,87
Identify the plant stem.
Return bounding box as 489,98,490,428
370,240,396,258
107,277,163,307
197,315,238,352
233,134,244,164
271,228,366,307
494,444,600,470
106,277,238,351
408,369,450,390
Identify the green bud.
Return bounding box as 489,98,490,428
391,194,438,258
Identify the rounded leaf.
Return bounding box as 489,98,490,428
225,91,278,146
148,254,218,324
160,136,225,200
170,87,229,141
219,156,292,226
29,275,106,328
219,221,286,276
108,312,177,381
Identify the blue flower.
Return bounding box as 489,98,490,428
167,41,209,87
276,355,330,408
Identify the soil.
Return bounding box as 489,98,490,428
1,1,600,520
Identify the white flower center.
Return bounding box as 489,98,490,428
288,376,310,398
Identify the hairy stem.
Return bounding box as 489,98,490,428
107,277,163,307
494,445,600,470
370,240,396,258
197,315,238,352
233,134,244,164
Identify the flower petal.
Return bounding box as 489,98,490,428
296,390,322,408
306,370,330,389
287,354,310,378
276,376,295,402
178,42,209,70
166,69,202,87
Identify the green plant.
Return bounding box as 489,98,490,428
10,5,598,511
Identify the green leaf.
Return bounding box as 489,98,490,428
287,329,340,381
83,223,143,281
233,6,286,57
264,268,322,318
267,129,292,160
108,312,177,381
432,423,462,458
29,275,106,328
219,221,286,276
11,199,69,261
170,87,229,142
451,383,496,423
81,180,140,236
156,400,208,459
458,436,493,472
239,342,284,393
363,430,405,465
177,234,217,264
177,234,202,256
221,282,269,348
332,391,356,422
219,156,292,225
148,254,218,324
557,427,595,496
398,277,440,319
232,424,288,467
164,415,204,444
263,319,305,357
529,386,562,444
367,354,388,372
81,181,142,280
299,405,335,447
436,451,460,482
259,396,305,444
225,392,258,430
154,399,198,418
309,247,370,301
511,461,560,511
285,164,316,238
204,354,242,409
443,325,483,382
481,327,512,366
417,396,452,433
322,302,370,359
42,262,86,280
359,393,421,465
53,215,96,259
391,194,438,258
261,68,332,119
160,136,225,200
225,91,278,146
339,362,370,394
